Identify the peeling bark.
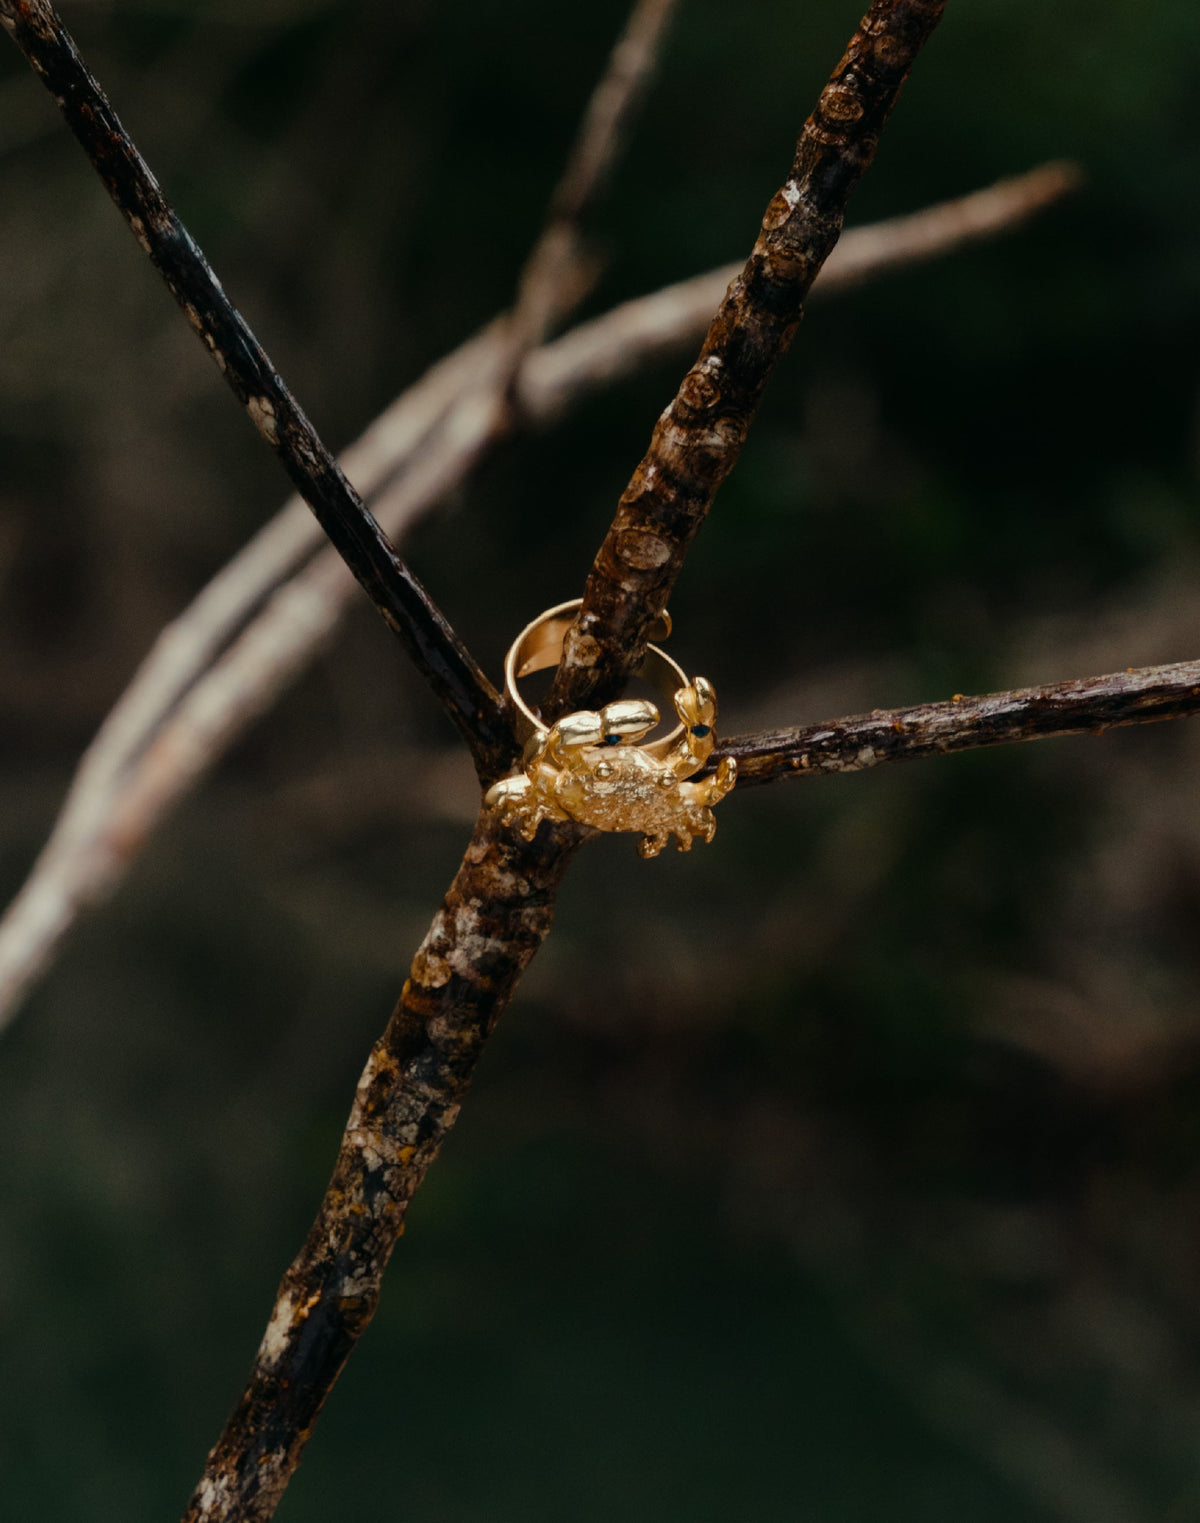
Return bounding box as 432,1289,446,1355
0,164,1078,1035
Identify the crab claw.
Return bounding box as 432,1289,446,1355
485,773,531,811
597,698,659,746
673,676,718,744
544,709,604,762
673,677,716,726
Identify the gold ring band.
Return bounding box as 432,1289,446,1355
504,598,686,760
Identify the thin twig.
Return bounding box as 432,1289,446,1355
0,0,513,773
495,0,683,452
510,0,680,345
181,4,948,1517
0,166,1074,1033
716,659,1200,785
544,0,949,718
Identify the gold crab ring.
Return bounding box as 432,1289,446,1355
505,598,689,762
489,599,735,857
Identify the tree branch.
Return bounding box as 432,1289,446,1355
180,3,949,1517
0,164,1074,1034
718,659,1200,785
522,160,1078,417
509,0,680,346
0,0,514,775
544,0,949,718
183,812,587,1523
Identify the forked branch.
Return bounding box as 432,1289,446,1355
0,165,1075,1033
180,3,950,1517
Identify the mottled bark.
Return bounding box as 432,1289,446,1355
0,0,513,777
719,659,1200,785
545,0,948,718
184,812,586,1523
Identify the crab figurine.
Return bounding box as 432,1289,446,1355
485,676,737,857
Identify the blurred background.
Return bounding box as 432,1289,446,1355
3,0,1200,1518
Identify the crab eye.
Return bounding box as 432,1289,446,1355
602,734,622,746
690,724,711,738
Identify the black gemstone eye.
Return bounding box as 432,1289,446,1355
690,724,711,738
602,734,621,746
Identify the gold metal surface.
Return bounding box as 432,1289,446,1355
487,601,737,856
504,598,683,756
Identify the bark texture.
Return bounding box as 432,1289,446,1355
720,659,1200,784
183,812,586,1522
545,0,949,718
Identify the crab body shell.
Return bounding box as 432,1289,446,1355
485,678,736,856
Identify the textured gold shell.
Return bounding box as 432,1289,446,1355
487,600,736,855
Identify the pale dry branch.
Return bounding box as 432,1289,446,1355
0,0,1156,1517
0,327,512,1024
510,0,681,344
0,165,1073,1032
521,159,1079,416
